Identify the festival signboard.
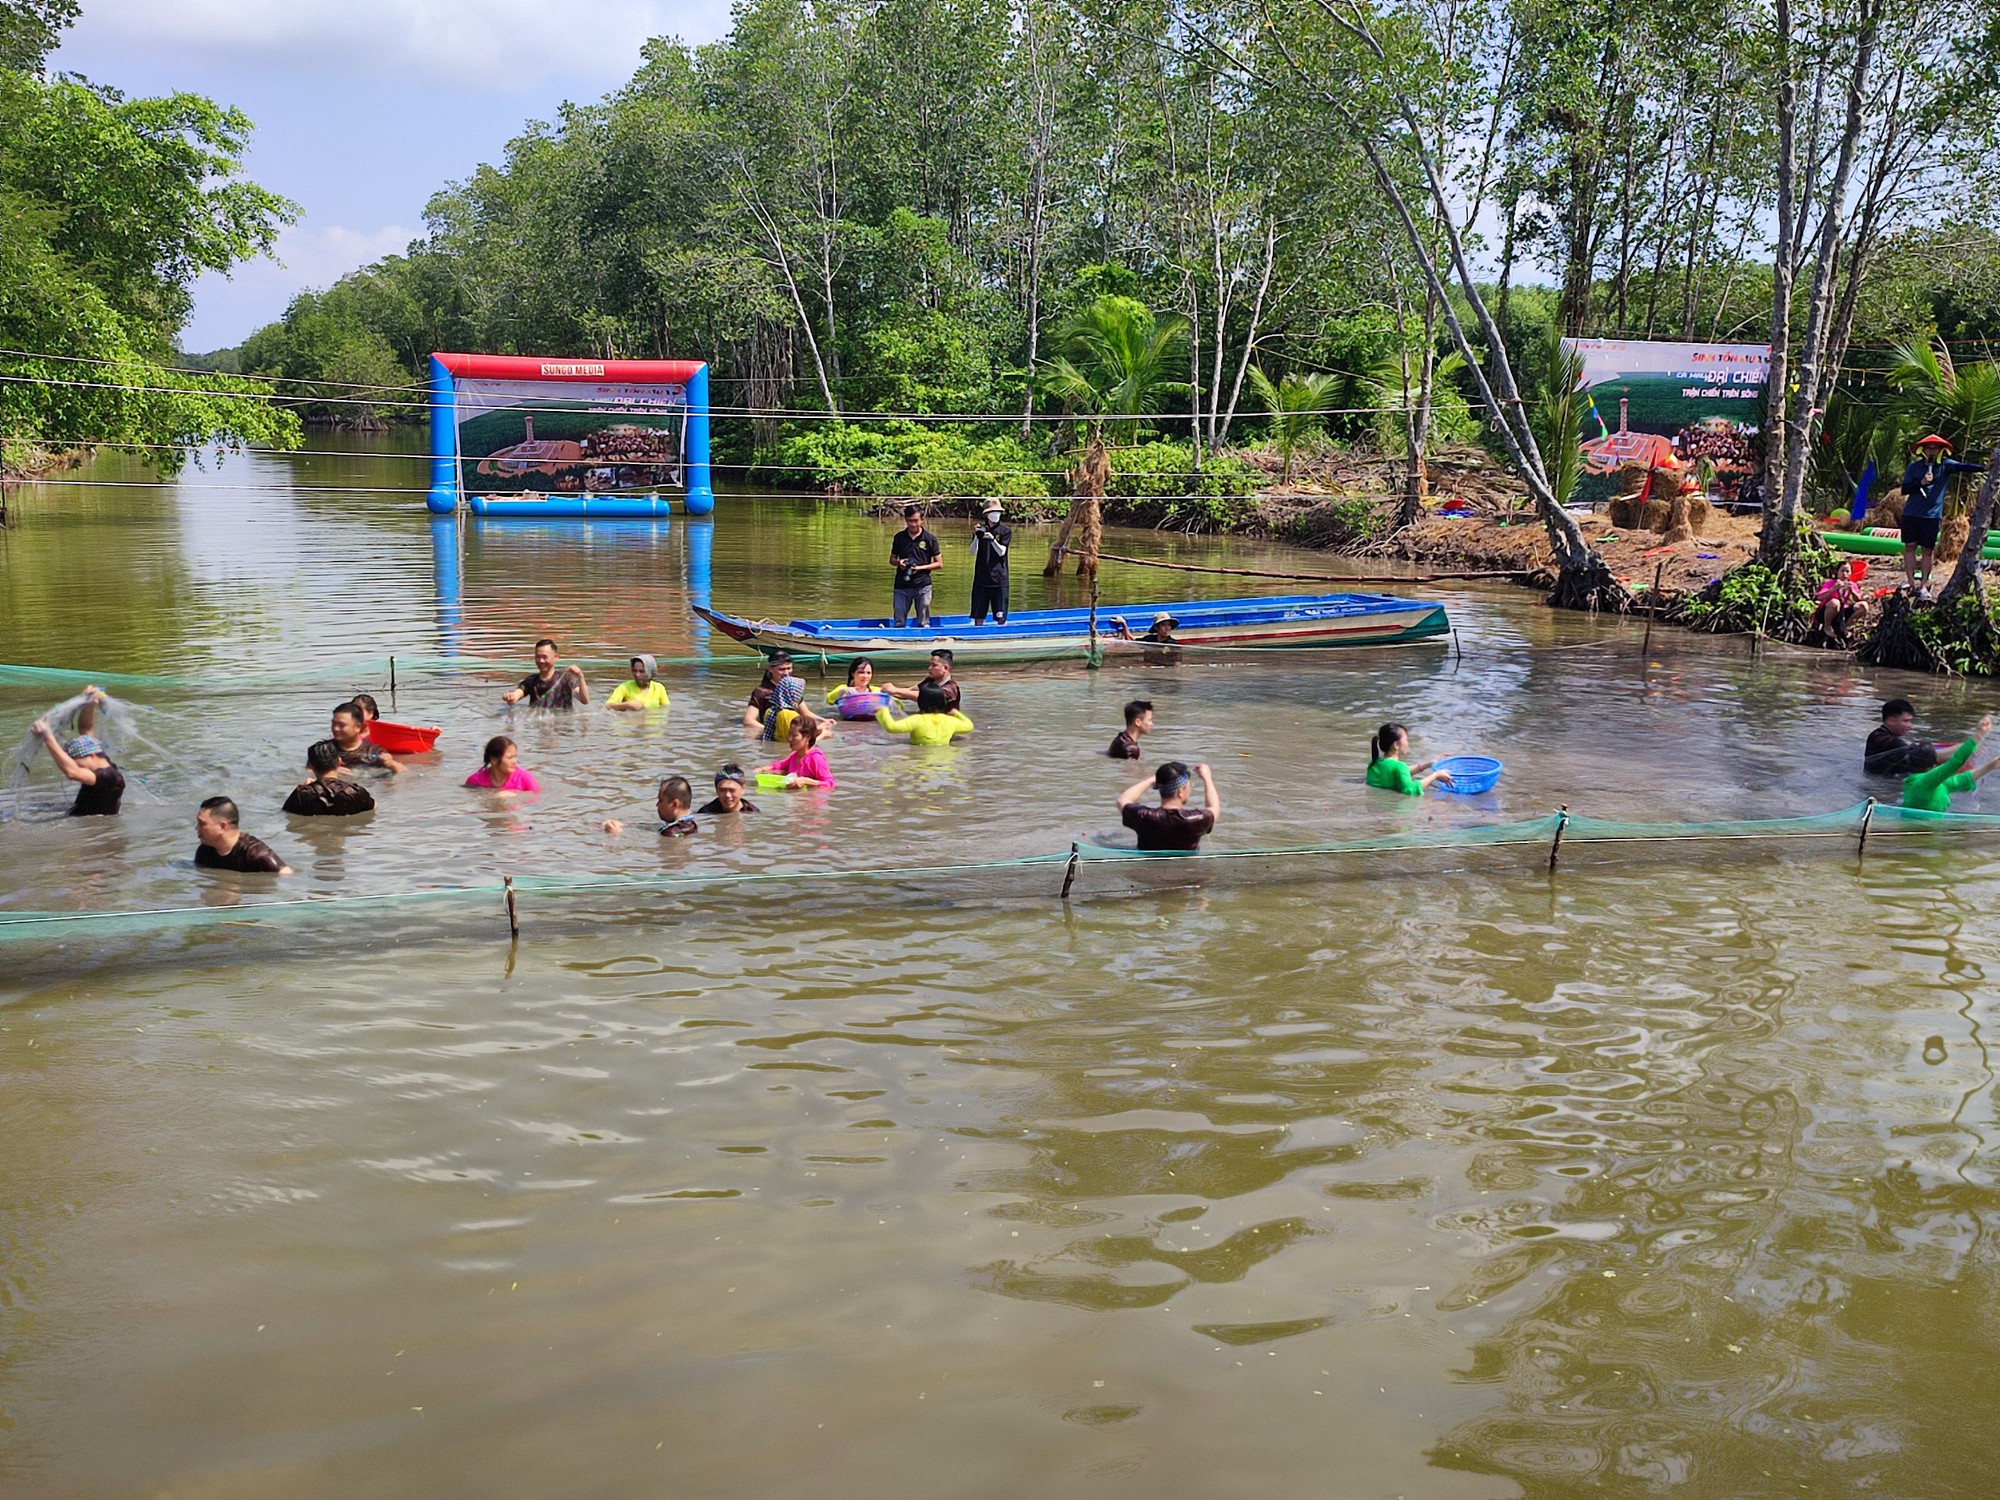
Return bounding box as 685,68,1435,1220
1561,338,1770,505
451,377,687,496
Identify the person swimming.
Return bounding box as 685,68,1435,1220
465,735,541,795
29,687,124,816
697,764,758,815
1365,722,1453,796
763,718,836,788
194,796,291,874
283,740,377,817
1116,760,1219,850
875,681,973,746
608,654,670,711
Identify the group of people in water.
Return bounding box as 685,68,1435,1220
24,624,1999,879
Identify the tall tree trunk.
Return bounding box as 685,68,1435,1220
1073,433,1107,583
1939,447,2000,607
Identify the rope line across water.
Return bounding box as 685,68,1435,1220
4,802,1996,944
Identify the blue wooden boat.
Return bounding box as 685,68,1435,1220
693,591,1450,664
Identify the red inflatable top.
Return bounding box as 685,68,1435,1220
432,353,704,384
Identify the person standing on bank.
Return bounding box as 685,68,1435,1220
969,502,1011,625
1898,434,1985,597
890,505,942,627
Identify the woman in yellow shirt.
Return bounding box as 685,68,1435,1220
607,653,670,710
875,681,972,746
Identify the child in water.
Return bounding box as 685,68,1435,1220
1902,713,2000,812
465,736,541,795
763,719,836,788
1366,722,1453,796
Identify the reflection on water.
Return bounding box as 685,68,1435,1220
3,440,2000,1496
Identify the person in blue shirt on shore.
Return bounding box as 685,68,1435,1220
1898,434,1984,596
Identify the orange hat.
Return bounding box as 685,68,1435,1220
1914,433,1953,452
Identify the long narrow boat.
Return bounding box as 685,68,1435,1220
693,591,1450,664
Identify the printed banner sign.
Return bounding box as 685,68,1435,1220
453,378,688,497
1562,338,1770,504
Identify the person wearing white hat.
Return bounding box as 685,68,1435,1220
969,501,1012,624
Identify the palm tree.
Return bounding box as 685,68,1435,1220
1247,366,1339,484
1886,340,2000,494
1036,296,1190,578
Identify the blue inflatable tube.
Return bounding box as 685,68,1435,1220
464,494,679,519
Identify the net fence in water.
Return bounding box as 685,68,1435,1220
2,802,1996,968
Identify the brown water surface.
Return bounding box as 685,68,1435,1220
3,440,1999,1497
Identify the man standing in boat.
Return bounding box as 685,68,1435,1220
890,505,942,627
969,502,1011,625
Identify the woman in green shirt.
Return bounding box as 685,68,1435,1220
1366,722,1453,797
1902,713,1999,812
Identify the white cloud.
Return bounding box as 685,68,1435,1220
180,223,416,351
60,0,732,93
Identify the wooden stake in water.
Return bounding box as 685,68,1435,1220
1641,561,1664,655
1858,797,1876,855
504,875,519,938
390,655,397,699
1087,581,1101,670
1548,806,1569,871
1060,843,1080,900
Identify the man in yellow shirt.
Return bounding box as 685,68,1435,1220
607,653,670,710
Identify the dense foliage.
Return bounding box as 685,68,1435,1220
0,2,301,470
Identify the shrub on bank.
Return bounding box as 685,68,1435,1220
1103,442,1260,532
749,421,1054,503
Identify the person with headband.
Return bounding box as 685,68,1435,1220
969,501,1011,624
30,687,124,816
607,653,670,710
1365,722,1452,796
1116,760,1220,851
697,764,759,815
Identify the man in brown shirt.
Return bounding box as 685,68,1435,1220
195,797,292,874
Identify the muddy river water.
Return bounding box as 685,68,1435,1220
3,441,2000,1497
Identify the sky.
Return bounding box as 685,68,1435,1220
53,0,735,354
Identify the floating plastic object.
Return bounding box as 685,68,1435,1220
833,690,892,720
1433,755,1503,795
365,721,441,754
755,771,791,789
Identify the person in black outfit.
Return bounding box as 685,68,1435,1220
283,740,377,817
30,695,125,816
697,764,759,816
195,796,291,874
969,502,1011,624
889,505,942,626
1865,698,1948,778
1116,760,1220,851
1109,700,1153,759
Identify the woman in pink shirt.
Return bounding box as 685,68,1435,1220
763,719,835,788
465,735,542,795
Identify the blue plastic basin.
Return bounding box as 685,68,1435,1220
1433,755,1502,795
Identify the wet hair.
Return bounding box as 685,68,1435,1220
306,739,342,775
714,763,747,787
351,693,380,721
789,717,822,747
1123,699,1153,727
534,637,558,652
769,650,793,667
1154,761,1191,796
930,648,954,665
198,795,240,827
846,656,874,686
482,734,515,766
1369,723,1408,765
1883,698,1915,721
658,775,693,810
904,504,923,519
916,680,951,714
332,701,365,727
